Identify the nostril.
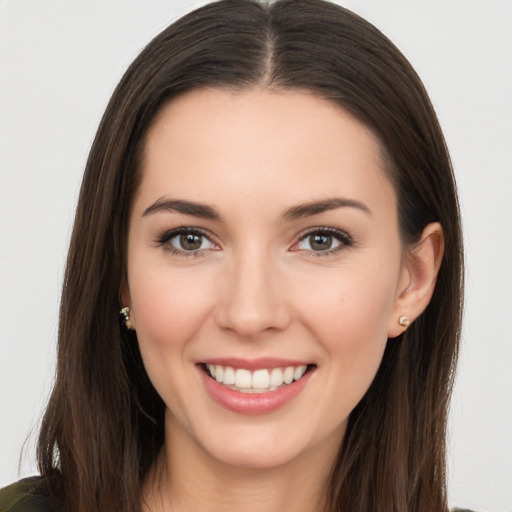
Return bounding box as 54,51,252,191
214,299,292,338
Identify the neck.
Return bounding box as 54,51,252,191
143,414,340,512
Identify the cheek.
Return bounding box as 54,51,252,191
292,262,398,387
127,266,219,414
130,264,215,339
127,263,219,389
296,261,397,336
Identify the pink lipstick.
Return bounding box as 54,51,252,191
198,359,315,415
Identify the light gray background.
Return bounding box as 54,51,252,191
1,1,511,511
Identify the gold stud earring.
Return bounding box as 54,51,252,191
120,306,132,330
398,315,410,329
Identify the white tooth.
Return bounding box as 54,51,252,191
283,366,294,384
207,364,215,377
270,368,284,387
223,366,235,385
235,369,252,388
239,387,266,394
215,365,224,382
252,369,270,389
293,365,307,380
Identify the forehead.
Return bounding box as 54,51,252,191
136,87,396,219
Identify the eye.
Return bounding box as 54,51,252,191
171,232,212,251
156,227,218,255
292,227,353,255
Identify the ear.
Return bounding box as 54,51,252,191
388,222,444,338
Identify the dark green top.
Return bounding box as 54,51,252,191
0,478,52,512
0,477,479,512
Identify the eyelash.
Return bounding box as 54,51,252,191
155,227,217,257
155,226,354,257
293,227,354,256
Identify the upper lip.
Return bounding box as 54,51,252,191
199,357,312,370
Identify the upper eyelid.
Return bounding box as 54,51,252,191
296,226,353,242
157,226,217,243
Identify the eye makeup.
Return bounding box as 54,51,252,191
155,226,219,257
154,224,355,259
291,226,355,257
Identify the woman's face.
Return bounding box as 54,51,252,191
124,88,409,470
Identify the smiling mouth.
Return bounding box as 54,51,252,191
202,363,315,394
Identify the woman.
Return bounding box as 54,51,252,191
0,0,465,511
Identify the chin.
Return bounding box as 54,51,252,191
202,436,311,470
185,413,345,472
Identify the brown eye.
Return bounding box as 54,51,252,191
310,234,333,251
294,228,352,255
162,229,216,254
180,233,203,250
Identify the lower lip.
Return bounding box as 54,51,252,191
199,366,313,415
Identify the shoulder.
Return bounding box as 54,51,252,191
0,477,53,512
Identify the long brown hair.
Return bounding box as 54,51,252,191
37,1,463,511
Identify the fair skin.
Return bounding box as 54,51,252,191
123,88,443,512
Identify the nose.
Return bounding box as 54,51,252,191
214,249,292,338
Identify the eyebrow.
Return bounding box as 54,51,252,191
142,198,221,220
283,197,371,221
142,196,371,221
